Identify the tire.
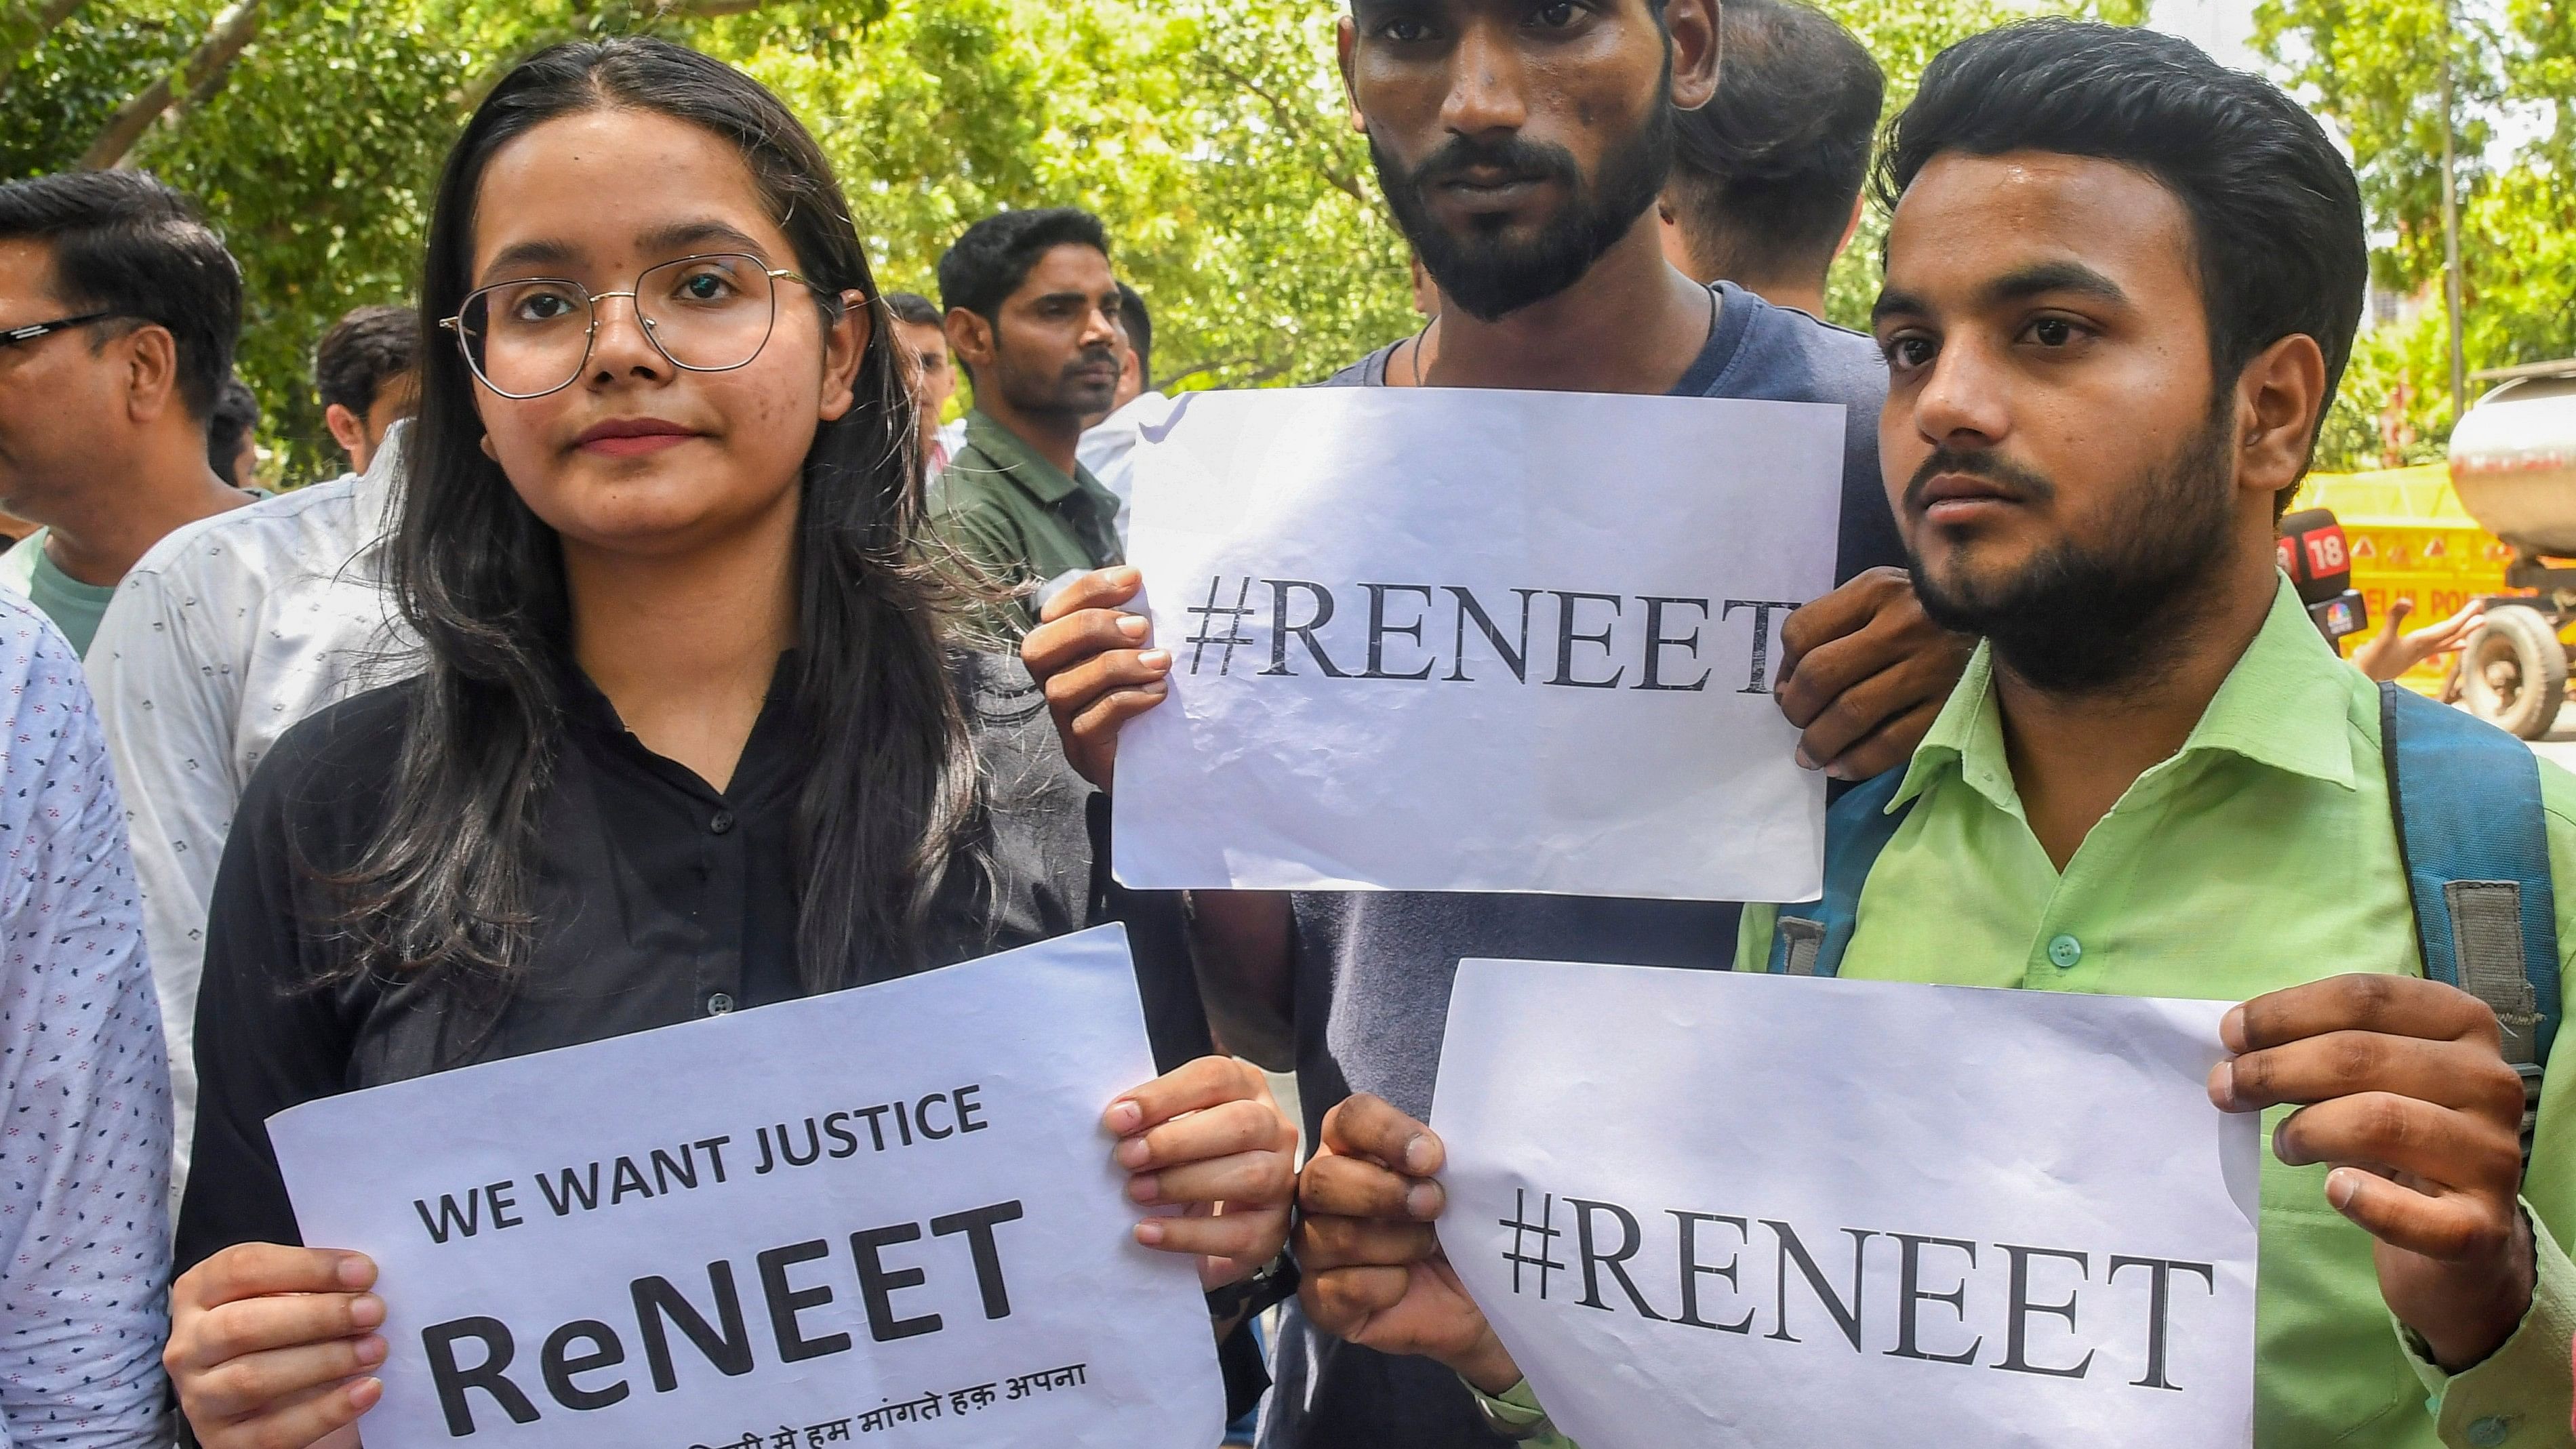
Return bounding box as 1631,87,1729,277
2461,603,2569,739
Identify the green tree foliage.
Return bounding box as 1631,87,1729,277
745,0,1416,395
2262,0,2576,468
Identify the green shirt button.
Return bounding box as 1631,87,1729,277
2046,934,2084,968
2466,1416,2511,1447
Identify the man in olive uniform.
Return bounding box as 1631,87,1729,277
933,207,1129,639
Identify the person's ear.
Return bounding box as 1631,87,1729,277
1337,15,1365,134
2234,333,2329,506
818,290,869,424
324,402,369,468
945,306,996,377
1666,0,1720,112
119,323,183,424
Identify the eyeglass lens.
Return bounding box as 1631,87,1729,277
458,255,782,396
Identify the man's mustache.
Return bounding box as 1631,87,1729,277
1059,345,1119,380
1399,134,1584,199
1901,447,2059,513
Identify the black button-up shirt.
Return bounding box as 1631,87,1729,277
175,653,1198,1269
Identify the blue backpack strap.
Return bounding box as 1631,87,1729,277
1763,769,1914,977
2380,682,2560,1149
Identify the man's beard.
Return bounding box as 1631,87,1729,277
997,343,1119,422
1909,409,2240,696
1371,81,1675,324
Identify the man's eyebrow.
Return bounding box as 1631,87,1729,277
1984,260,2129,308
1870,288,1929,327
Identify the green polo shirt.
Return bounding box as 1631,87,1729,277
1482,578,2576,1448
930,411,1125,641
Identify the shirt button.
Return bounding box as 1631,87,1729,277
2467,1416,2512,1448
709,809,736,836
2046,934,2084,969
705,992,736,1017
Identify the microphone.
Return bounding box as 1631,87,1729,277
2278,508,2368,643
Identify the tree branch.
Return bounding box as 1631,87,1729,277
1205,55,1371,207
78,0,264,170
0,0,84,87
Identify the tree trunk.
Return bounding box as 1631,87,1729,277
0,0,86,92
77,0,264,171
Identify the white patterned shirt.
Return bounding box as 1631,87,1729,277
84,427,414,1195
0,592,173,1448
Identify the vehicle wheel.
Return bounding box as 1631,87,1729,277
2461,603,2569,739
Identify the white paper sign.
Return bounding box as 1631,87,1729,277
268,926,1224,1449
1116,386,1841,901
1432,960,2260,1448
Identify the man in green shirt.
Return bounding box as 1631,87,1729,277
931,207,1129,640
0,171,257,655
1293,22,2576,1448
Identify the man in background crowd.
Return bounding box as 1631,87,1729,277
933,207,1129,637
1658,0,1881,319
0,171,258,654
206,376,260,489
314,302,414,474
87,300,420,1195
1078,280,1173,544
885,290,959,478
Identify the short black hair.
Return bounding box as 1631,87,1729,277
882,291,942,327
1668,0,1880,285
1882,20,2367,466
935,207,1110,323
313,303,419,417
207,375,259,486
1116,281,1151,383
0,169,241,420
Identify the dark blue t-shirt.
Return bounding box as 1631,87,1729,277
1266,283,1906,1449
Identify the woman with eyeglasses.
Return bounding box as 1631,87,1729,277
161,39,1294,1449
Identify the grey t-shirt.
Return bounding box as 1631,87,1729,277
1263,283,1906,1449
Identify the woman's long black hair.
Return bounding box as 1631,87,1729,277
340,37,978,994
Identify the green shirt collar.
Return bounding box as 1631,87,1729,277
962,409,1095,506
1893,574,2361,814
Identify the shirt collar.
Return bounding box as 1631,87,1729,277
1893,573,2361,814
963,410,1093,506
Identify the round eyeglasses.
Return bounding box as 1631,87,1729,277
439,253,822,400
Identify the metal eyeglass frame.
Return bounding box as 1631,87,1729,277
437,254,820,400
0,310,119,352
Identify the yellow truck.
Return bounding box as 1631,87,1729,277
2437,361,2576,737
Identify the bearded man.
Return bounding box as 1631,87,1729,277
1023,5,1971,1441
